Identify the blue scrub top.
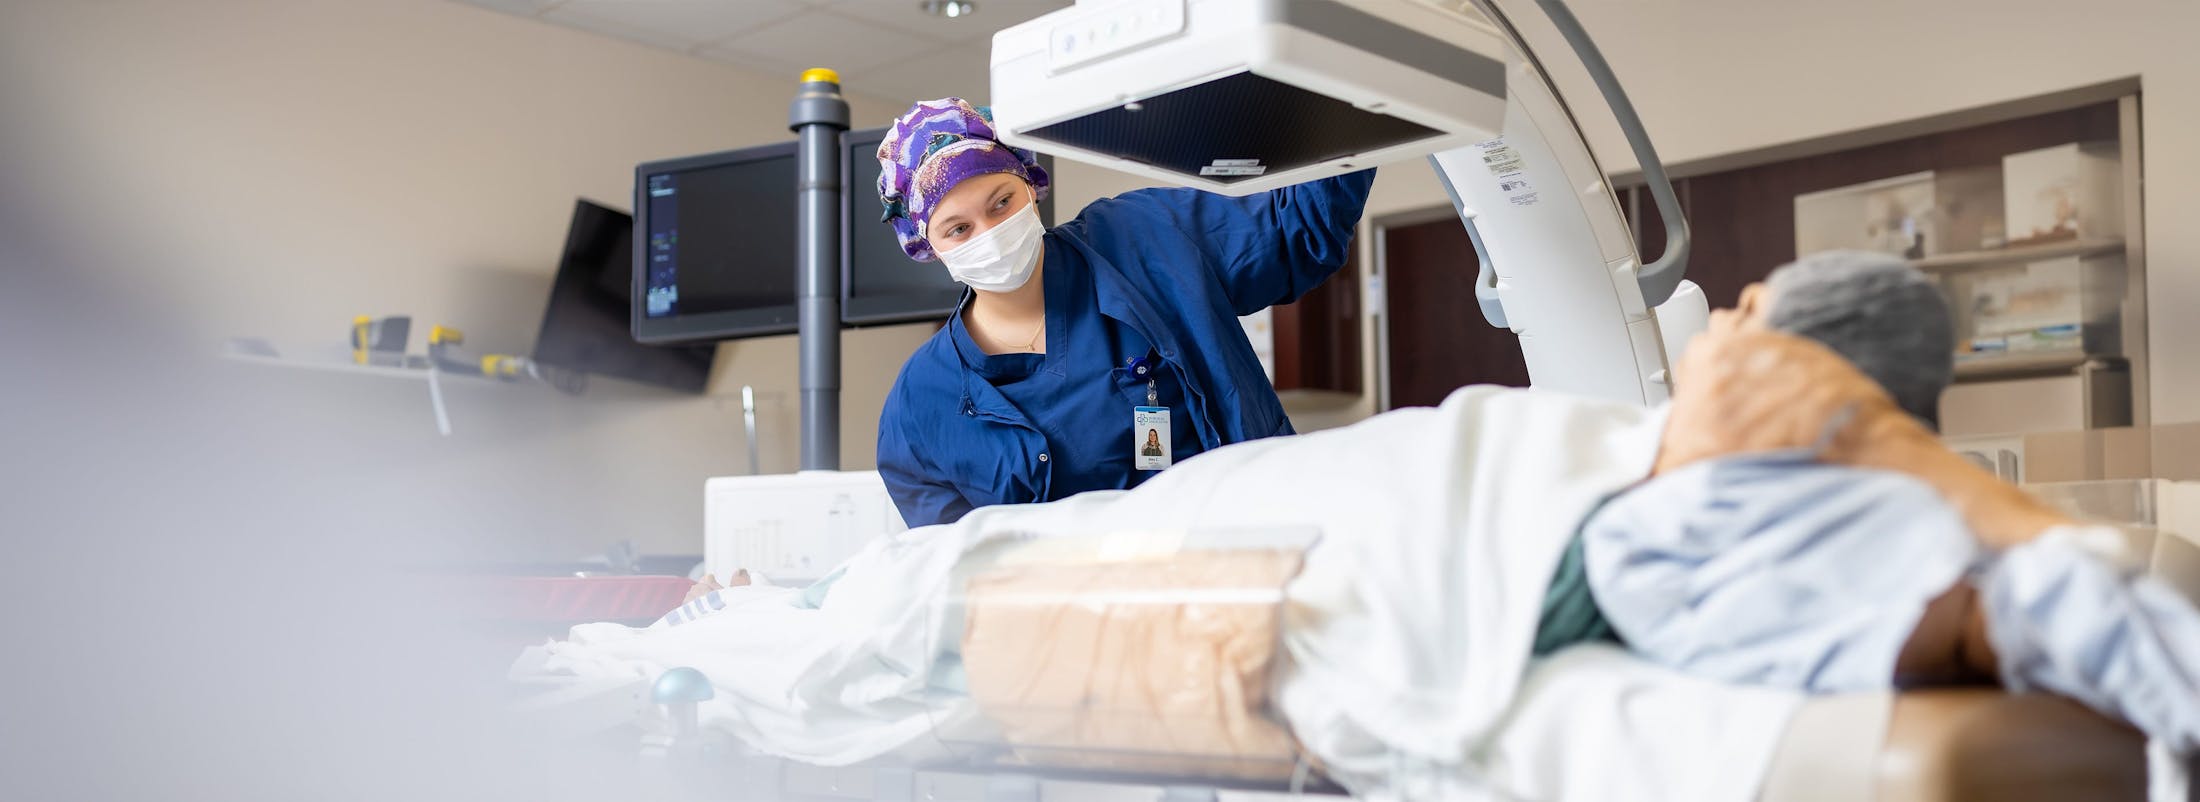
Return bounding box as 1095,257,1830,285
876,170,1377,528
946,240,1207,504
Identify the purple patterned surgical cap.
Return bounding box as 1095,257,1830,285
876,97,1051,262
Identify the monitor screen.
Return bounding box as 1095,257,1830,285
632,142,801,343
841,127,1055,326
533,199,714,393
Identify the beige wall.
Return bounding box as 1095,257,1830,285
0,0,935,557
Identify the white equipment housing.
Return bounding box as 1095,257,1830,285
703,470,907,584
990,0,1511,196
991,0,1703,406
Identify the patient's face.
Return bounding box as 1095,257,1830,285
1697,282,1778,343
1732,283,1777,329
1654,281,1902,477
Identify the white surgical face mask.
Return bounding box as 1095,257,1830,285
935,199,1043,293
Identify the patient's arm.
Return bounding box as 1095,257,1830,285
1838,416,2074,550
1662,326,2073,549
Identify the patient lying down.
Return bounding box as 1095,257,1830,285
520,252,2198,799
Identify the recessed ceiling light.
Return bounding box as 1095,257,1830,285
921,0,977,19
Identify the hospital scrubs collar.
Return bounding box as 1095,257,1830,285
946,239,1207,501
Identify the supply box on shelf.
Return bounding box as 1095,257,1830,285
1944,253,2126,362
2003,141,2123,246
1794,167,2004,259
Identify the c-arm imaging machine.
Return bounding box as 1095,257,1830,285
516,2,2170,799
989,0,1709,407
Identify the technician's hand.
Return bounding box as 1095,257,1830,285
1655,316,1909,474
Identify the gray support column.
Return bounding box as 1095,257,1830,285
788,69,850,470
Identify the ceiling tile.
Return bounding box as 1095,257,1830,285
535,15,699,51
824,0,1073,45
543,0,807,50
689,48,816,84
841,44,990,107
448,0,566,16
701,10,945,74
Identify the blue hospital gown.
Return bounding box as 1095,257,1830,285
1579,452,2200,753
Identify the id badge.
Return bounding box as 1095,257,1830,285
1133,406,1172,471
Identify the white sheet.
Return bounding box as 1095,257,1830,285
1477,645,1802,802
515,385,1803,801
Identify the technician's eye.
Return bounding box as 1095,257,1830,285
947,225,970,239
993,195,1011,211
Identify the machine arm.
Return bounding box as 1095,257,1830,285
1530,0,1690,308
989,0,1707,406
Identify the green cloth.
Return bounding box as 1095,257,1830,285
1531,527,1620,657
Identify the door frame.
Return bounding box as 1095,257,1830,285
1371,204,1468,413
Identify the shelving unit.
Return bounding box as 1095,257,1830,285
1930,95,2148,438
221,339,537,436
1932,238,2133,408
221,351,498,383
1611,82,2147,437
1953,350,2098,381
1909,238,2124,273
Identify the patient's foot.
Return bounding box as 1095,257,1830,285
680,570,753,604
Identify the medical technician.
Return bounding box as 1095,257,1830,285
873,98,1375,527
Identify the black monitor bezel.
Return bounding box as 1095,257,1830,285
631,141,802,344
534,198,715,393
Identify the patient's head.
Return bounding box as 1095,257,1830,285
1755,251,1954,428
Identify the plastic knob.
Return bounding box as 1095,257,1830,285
652,667,715,705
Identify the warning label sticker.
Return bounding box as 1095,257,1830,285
1474,138,1538,206
1201,158,1267,177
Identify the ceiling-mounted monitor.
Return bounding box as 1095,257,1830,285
632,142,800,343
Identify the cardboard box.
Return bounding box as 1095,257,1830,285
1960,422,2200,485
2013,427,2152,484
1794,168,2004,258
1941,375,2084,437
2149,422,2200,482
2002,141,2123,245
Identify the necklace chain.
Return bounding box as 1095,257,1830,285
1020,316,1045,351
